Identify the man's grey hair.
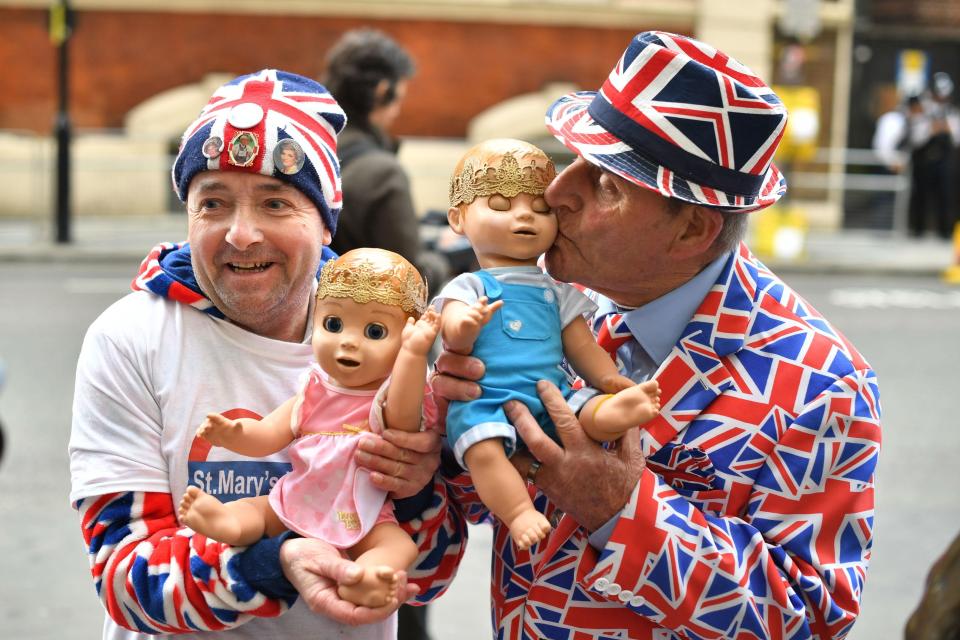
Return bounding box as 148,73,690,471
714,209,749,254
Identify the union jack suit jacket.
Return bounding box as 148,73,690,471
438,244,881,639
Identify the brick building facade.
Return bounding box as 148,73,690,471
0,7,660,137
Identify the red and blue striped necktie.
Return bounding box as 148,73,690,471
593,311,632,371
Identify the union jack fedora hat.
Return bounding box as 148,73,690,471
546,31,787,212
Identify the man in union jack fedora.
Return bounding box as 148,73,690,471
69,69,456,640
431,31,880,639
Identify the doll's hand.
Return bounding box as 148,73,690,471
401,307,441,357
458,296,504,333
197,413,241,447
505,380,645,532
280,536,417,624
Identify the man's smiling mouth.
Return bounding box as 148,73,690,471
228,262,273,272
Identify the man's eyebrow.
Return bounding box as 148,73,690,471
254,182,295,194
191,179,229,193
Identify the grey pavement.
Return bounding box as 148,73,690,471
0,214,956,277
2,236,958,639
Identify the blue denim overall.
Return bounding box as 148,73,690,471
446,270,569,468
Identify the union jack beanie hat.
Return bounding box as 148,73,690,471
172,69,347,234
546,31,787,212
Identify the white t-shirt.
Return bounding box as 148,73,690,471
69,291,395,640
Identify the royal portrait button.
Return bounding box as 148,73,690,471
274,139,305,175
227,131,259,167
201,136,223,159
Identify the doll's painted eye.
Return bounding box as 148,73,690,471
488,194,511,211
532,196,550,213
364,323,388,340
323,316,343,332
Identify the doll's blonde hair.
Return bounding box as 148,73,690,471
317,248,427,318
449,138,556,208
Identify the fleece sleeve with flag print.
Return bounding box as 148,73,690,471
75,481,468,632
74,490,291,633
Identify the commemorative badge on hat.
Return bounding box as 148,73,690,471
546,31,787,212
172,69,347,233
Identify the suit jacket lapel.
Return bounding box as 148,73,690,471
638,244,759,458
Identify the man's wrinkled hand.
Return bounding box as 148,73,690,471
280,537,417,625
431,350,484,399
356,428,441,499
505,380,646,532
428,350,485,427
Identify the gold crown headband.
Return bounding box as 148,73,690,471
449,150,556,208
317,257,427,317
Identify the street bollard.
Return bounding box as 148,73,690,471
944,222,960,284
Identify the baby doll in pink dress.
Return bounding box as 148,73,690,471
178,248,439,609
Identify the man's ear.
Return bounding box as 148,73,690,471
374,79,393,106
447,206,465,234
669,205,722,258
321,226,332,246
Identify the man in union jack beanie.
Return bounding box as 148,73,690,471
432,32,880,639
69,69,452,640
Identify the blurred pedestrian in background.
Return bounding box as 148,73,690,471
322,28,438,640
872,91,918,175
904,529,960,640
873,73,960,238
921,72,960,239
323,28,448,299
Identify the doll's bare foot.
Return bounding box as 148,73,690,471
509,508,552,551
178,486,243,544
337,565,399,608
633,379,662,421
592,380,662,438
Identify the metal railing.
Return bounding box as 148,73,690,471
784,147,911,233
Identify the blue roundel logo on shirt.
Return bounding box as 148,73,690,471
186,408,292,503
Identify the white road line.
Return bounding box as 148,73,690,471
829,288,960,309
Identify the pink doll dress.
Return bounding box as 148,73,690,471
268,364,395,548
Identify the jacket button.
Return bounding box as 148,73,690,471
606,583,622,596
617,590,634,602
592,578,610,592
629,595,645,607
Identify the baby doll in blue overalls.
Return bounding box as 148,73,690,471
435,139,661,550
